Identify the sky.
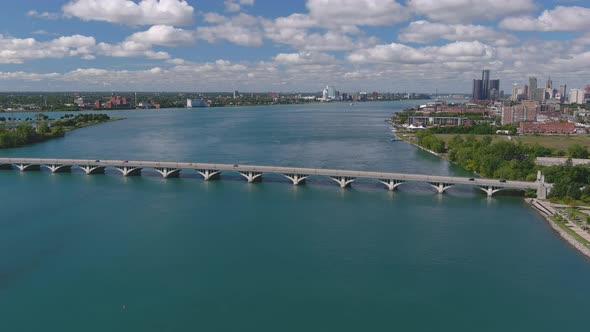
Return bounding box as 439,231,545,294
0,0,589,93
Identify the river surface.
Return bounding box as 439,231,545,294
1,101,589,331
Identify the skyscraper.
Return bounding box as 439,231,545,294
511,84,519,101
472,79,483,101
559,84,567,102
481,69,490,100
546,77,552,90
489,79,500,100
528,77,537,100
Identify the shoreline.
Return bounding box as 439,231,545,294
526,198,590,259
397,131,590,259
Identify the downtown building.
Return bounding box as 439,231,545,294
501,101,539,125
472,69,500,101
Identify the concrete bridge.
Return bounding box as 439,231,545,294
0,157,552,199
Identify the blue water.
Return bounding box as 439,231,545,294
1,101,589,331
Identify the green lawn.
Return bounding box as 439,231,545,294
434,134,590,151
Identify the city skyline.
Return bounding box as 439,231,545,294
0,0,589,92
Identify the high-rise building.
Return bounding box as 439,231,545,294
559,84,567,102
569,89,584,104
489,79,500,100
472,79,483,101
511,84,519,101
527,77,537,100
481,69,490,100
233,90,239,98
546,77,552,90
327,86,336,99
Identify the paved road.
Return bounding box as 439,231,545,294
0,157,542,190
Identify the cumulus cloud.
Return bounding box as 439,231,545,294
126,25,194,46
500,6,590,31
408,0,536,23
63,0,194,26
347,41,493,65
196,13,264,46
307,0,410,26
399,20,519,46
224,0,255,13
0,34,96,64
274,51,336,65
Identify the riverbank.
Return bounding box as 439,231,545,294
527,198,590,259
398,129,590,258
0,116,124,149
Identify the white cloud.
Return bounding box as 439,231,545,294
203,12,228,24
576,33,590,45
347,40,494,65
95,40,170,59
63,0,194,26
196,13,264,46
274,51,336,65
399,21,519,46
224,0,255,13
500,6,590,31
127,25,194,46
408,0,536,23
0,34,96,64
307,0,410,26
26,10,61,19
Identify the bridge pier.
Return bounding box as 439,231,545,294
283,173,308,185
240,171,263,183
379,179,404,191
115,166,143,177
430,182,453,194
81,165,106,175
197,169,221,181
331,176,355,188
155,167,181,178
16,163,41,172
45,164,72,173
478,186,502,197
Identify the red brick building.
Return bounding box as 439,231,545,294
519,122,576,134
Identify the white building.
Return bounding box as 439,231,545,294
569,89,584,104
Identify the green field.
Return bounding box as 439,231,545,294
434,134,590,151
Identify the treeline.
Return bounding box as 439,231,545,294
0,125,64,148
415,131,590,201
0,114,111,148
53,114,110,128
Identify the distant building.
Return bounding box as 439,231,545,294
527,77,538,101
519,122,576,134
559,84,567,103
233,90,239,98
186,99,207,107
502,102,538,125
408,116,468,126
472,79,483,100
74,97,86,107
569,89,584,104
511,84,519,101
472,69,499,100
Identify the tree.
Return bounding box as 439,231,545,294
567,144,589,159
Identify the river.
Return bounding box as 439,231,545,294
0,101,588,331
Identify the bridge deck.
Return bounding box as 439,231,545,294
0,157,541,190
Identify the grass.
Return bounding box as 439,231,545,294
433,133,590,152
551,215,590,248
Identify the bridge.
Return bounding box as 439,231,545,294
0,157,552,199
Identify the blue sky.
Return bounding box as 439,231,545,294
0,0,589,92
